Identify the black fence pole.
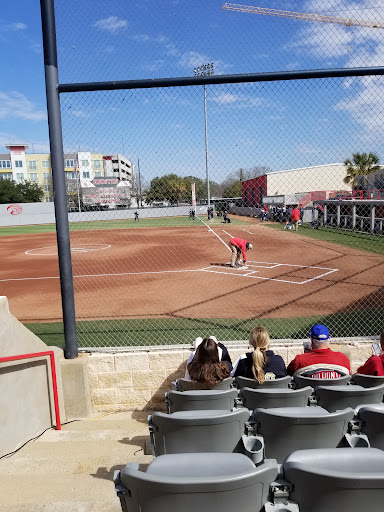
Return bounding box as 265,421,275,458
40,0,78,358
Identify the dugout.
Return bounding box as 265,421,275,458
313,199,384,234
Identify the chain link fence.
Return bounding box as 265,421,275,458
53,0,384,347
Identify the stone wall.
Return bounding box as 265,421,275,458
86,338,375,413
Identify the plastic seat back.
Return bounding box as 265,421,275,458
240,386,313,410
115,452,279,512
315,384,384,412
293,373,351,389
176,377,234,391
282,448,384,512
165,388,238,413
253,407,354,463
149,408,250,456
351,373,384,388
235,375,292,390
358,405,384,449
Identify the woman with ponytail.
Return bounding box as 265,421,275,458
231,326,287,382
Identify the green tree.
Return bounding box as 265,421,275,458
182,176,206,202
0,179,44,203
344,153,381,189
222,179,242,198
145,174,187,205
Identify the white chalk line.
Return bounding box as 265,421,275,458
25,244,111,256
198,217,232,252
200,261,339,285
0,263,339,285
242,229,255,234
0,269,200,283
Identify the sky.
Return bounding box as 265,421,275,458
1,0,384,183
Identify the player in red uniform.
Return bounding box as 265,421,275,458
228,237,252,268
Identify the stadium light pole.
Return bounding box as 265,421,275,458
194,63,214,207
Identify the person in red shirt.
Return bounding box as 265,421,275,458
228,237,252,268
287,324,351,377
355,332,384,376
291,206,301,231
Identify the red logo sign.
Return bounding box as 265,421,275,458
7,204,23,215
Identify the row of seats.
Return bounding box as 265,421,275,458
174,373,384,392
166,383,384,413
114,448,384,512
148,405,384,462
114,374,384,511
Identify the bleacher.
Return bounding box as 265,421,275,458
114,373,384,512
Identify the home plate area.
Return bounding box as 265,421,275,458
201,261,339,285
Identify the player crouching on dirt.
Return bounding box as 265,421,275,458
228,237,252,268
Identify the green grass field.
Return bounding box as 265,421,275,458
0,214,247,237
24,308,384,348
266,223,384,255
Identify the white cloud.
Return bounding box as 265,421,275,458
70,110,90,118
211,92,267,109
132,34,150,42
8,22,27,31
93,16,127,34
212,93,238,104
335,80,384,131
0,92,46,121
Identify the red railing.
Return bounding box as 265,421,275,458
0,351,61,430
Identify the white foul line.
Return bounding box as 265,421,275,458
197,217,232,252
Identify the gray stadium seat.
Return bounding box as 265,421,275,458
148,408,250,456
235,375,292,390
293,373,351,389
351,373,384,388
114,452,279,512
357,404,384,450
252,406,355,463
315,384,384,412
165,389,238,413
238,386,313,410
175,377,234,391
266,448,384,512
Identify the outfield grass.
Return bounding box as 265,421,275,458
266,223,384,255
0,215,247,237
24,308,384,347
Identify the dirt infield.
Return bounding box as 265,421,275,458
0,218,383,325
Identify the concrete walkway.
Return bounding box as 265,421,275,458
0,412,152,511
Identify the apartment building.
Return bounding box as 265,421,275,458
2,144,135,203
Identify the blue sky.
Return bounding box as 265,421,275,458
2,1,384,182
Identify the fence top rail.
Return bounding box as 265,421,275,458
58,66,384,93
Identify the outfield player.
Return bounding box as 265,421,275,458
228,237,252,267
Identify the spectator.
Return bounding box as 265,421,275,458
291,205,300,231
186,338,230,388
355,332,384,376
185,336,232,379
287,324,351,377
231,326,287,382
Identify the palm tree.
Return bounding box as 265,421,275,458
343,153,381,190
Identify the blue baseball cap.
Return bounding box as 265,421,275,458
310,324,329,340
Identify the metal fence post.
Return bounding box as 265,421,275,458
40,0,78,358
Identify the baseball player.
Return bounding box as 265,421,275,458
228,237,252,267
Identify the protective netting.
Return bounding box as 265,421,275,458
53,1,384,347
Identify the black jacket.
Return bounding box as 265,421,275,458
231,350,287,379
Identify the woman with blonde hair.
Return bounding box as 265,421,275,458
231,326,287,382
